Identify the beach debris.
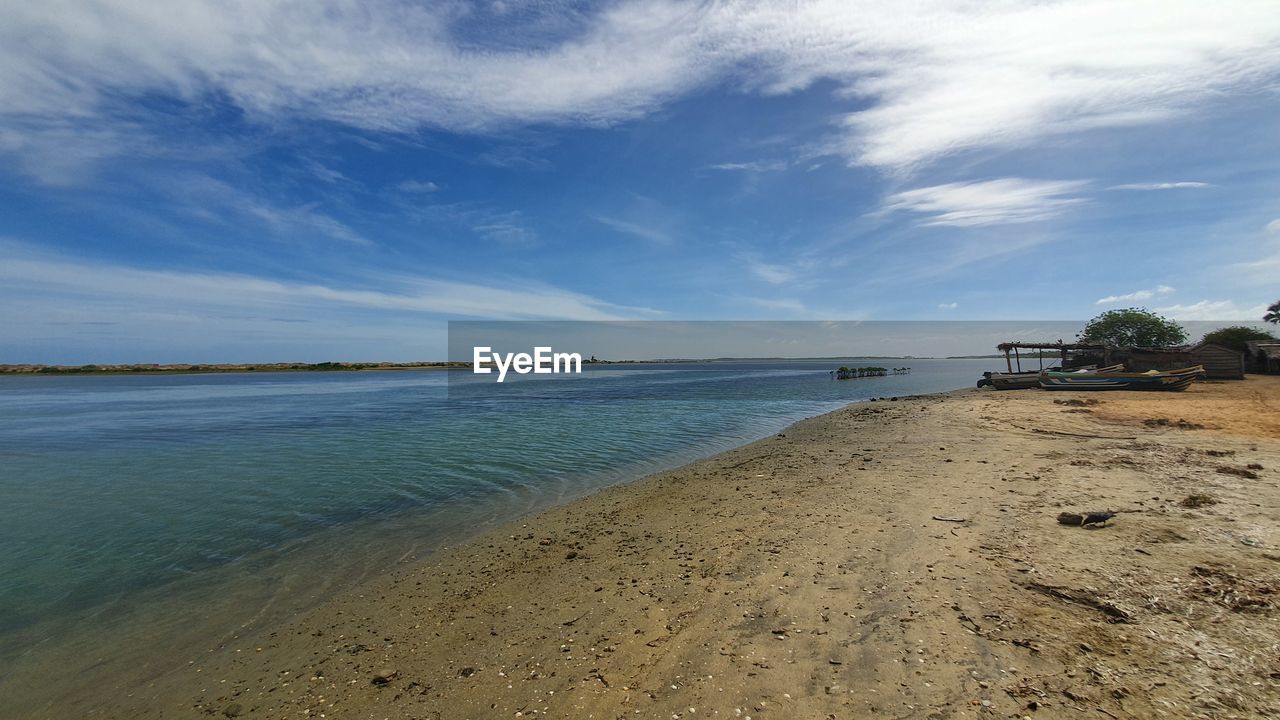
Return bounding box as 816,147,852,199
1216,466,1259,479
1054,399,1100,407
1031,428,1136,440
1022,582,1132,622
458,666,476,678
1144,417,1206,430
1247,463,1264,470
222,702,243,718
371,668,398,685
1057,511,1115,527
561,611,589,626
1187,566,1278,612
932,515,967,523
1179,494,1218,508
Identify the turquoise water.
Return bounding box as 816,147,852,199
0,359,988,675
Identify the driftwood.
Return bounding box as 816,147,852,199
1022,582,1132,623
1032,428,1136,440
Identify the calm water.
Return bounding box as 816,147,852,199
0,359,989,679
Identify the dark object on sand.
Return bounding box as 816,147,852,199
1057,511,1115,527
1180,494,1218,508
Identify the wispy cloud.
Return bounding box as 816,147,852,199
938,302,958,310
1095,285,1175,305
408,202,539,247
397,179,440,193
154,173,371,246
5,2,1279,178
1108,181,1210,191
1231,232,1280,286
593,197,686,244
884,178,1089,227
1155,300,1267,320
708,161,787,172
745,297,808,314
0,242,653,322
301,159,348,185
593,215,674,245
472,211,539,247
740,256,798,285
247,202,369,246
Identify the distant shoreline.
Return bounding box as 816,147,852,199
0,356,952,376
0,361,470,376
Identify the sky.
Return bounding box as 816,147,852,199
1,0,1279,363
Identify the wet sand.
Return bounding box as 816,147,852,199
11,378,1280,718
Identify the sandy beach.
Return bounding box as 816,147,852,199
13,377,1280,719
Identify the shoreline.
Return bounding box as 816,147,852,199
0,357,949,377
6,379,1280,718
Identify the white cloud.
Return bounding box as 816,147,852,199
937,302,957,310
708,161,788,172
4,1,1280,178
742,258,798,285
1108,181,1210,190
884,178,1088,227
1155,300,1267,320
472,211,539,247
1267,219,1280,234
1095,285,1175,305
1231,242,1280,286
0,243,653,322
745,297,807,313
397,180,440,193
593,216,674,245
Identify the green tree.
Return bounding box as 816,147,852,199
1078,308,1187,347
1200,325,1278,353
1266,300,1280,324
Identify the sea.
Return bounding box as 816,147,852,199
0,358,992,709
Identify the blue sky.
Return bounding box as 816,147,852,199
2,0,1279,362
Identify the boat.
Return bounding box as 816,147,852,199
978,364,1122,390
1038,365,1204,391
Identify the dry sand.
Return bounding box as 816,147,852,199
16,378,1280,719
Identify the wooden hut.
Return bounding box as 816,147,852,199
1246,341,1280,374
1119,346,1191,373
1187,342,1245,379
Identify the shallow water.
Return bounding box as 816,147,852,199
0,359,990,692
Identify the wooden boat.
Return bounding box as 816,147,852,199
979,364,1122,390
1038,365,1204,391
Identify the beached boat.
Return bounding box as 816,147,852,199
979,364,1122,390
1038,365,1204,391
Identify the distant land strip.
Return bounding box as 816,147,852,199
0,356,949,375
0,361,471,375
